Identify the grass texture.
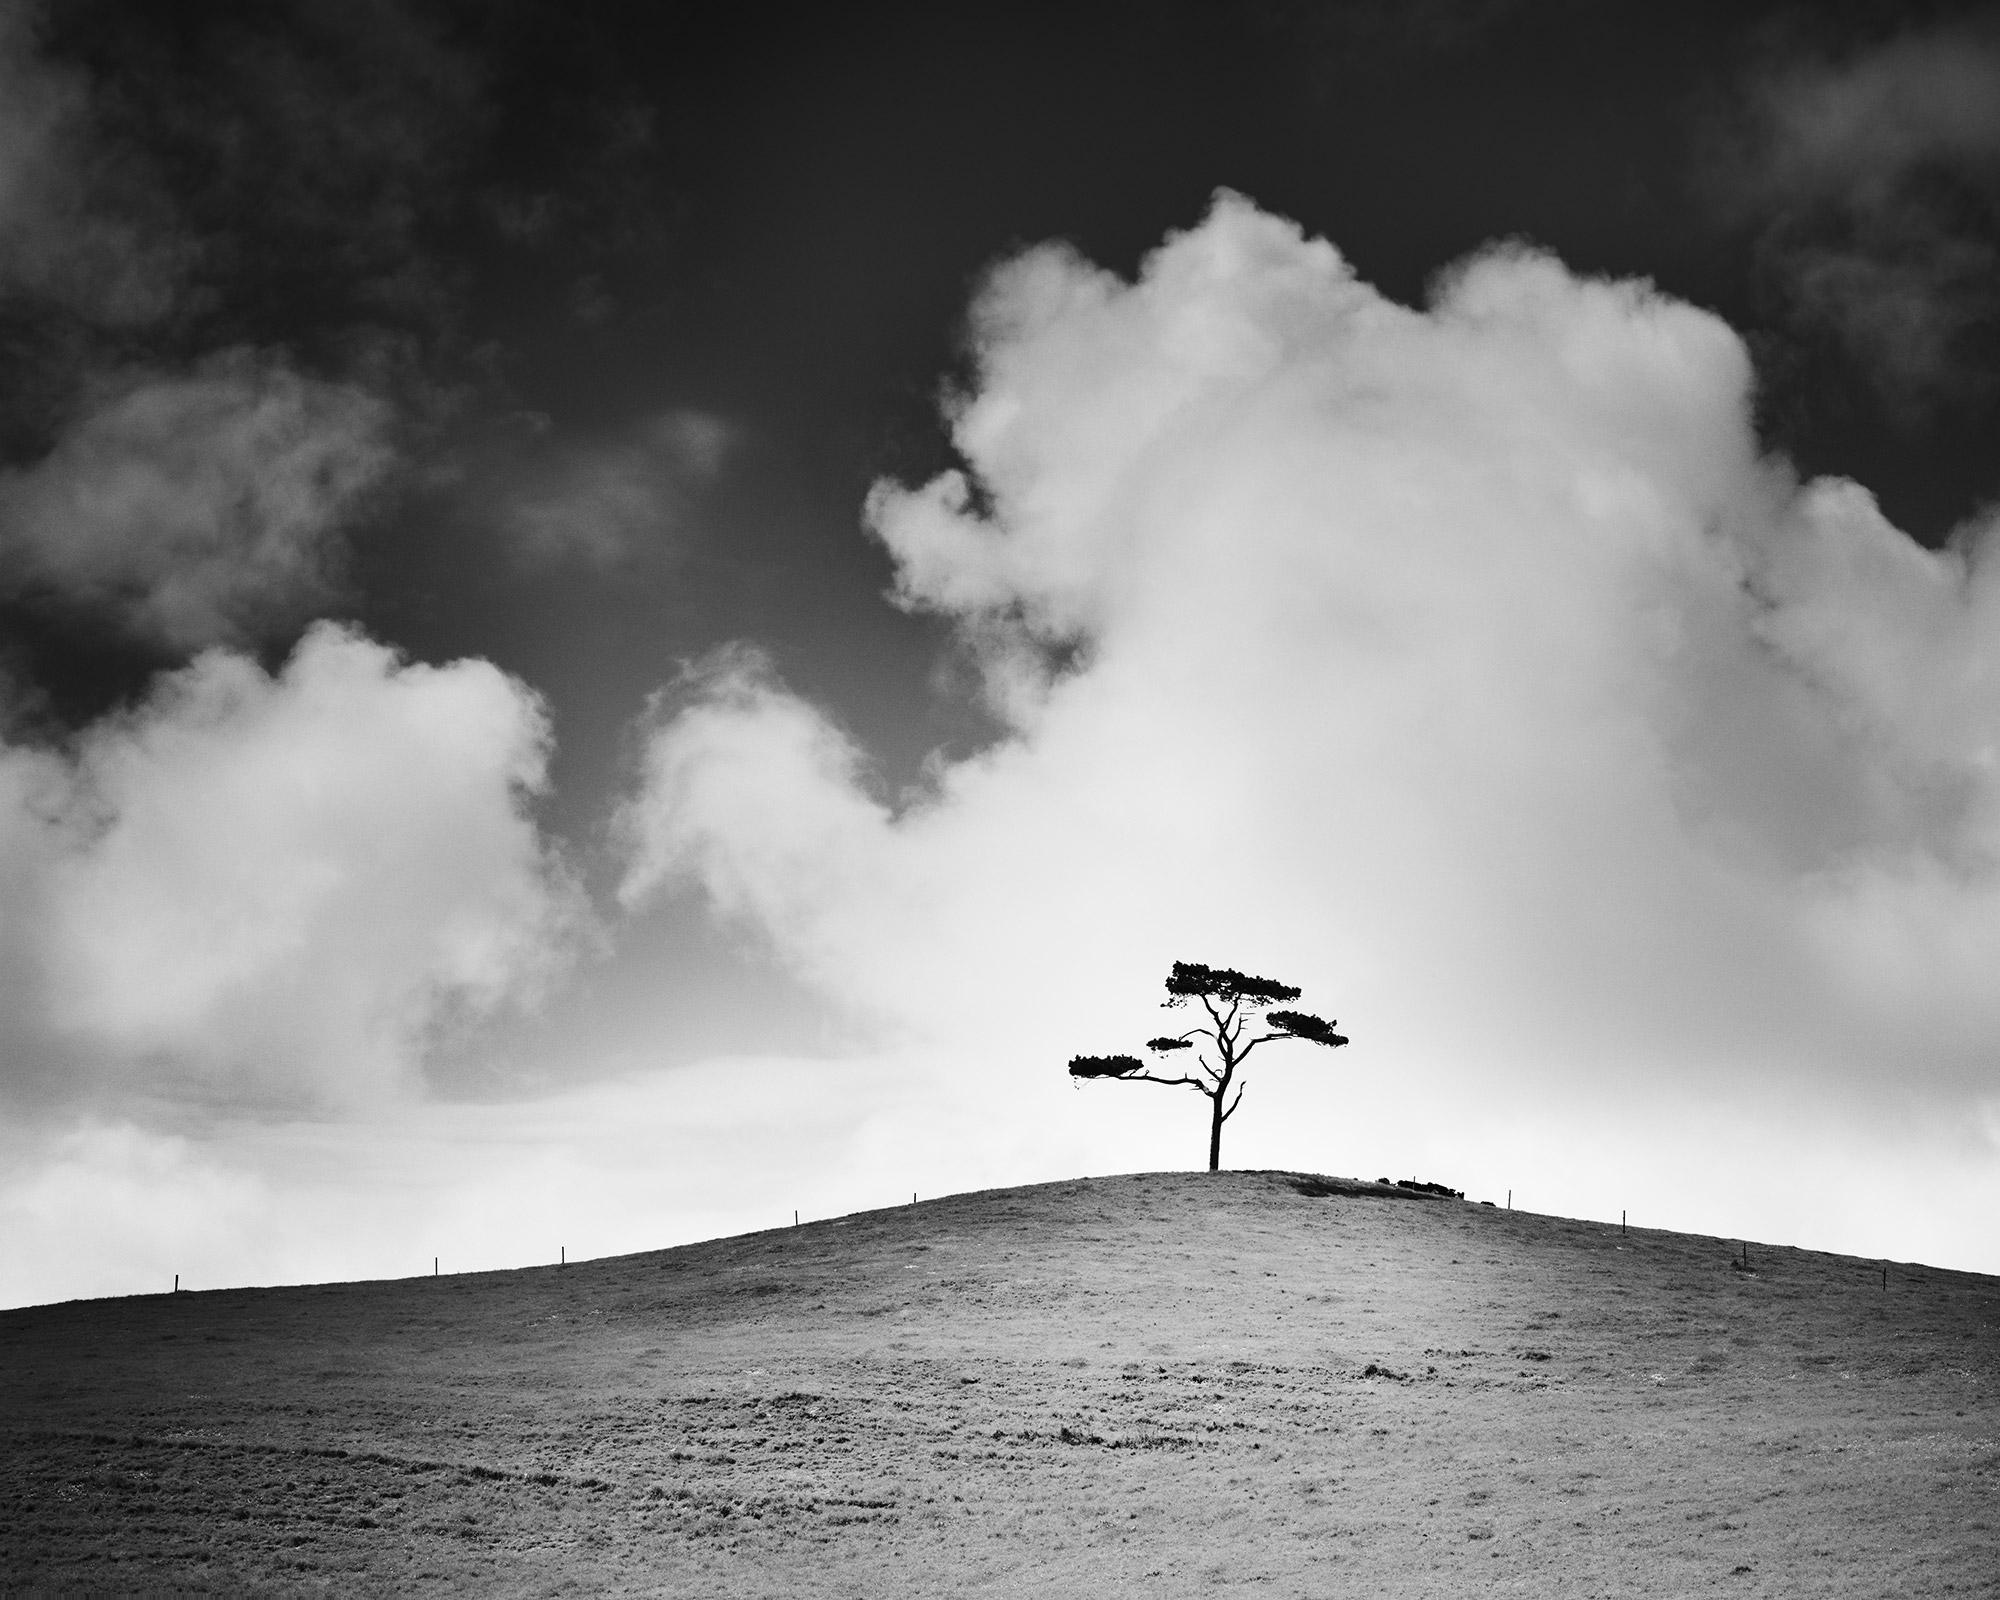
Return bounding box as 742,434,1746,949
4,1170,1997,1594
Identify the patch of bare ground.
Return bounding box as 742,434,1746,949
4,1170,1998,1594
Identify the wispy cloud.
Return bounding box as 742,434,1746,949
614,195,2000,1262
1712,19,2000,411
0,623,588,1112
0,6,439,655
0,0,186,324
56,0,487,339
504,410,732,570
0,351,393,648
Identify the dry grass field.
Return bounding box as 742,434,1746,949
4,1170,1998,1595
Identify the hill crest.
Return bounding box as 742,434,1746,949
5,1170,1998,1594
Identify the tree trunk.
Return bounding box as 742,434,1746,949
1207,1086,1224,1171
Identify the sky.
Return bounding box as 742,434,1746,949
4,0,2000,1308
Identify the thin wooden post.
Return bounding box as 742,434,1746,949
173,1273,178,1294
1621,1210,1626,1236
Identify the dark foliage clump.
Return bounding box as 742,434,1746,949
1377,1177,1463,1199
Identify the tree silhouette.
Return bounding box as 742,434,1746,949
1069,960,1349,1171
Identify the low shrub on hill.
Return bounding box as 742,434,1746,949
1378,1177,1464,1200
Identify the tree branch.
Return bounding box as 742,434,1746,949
1221,1081,1246,1121
1121,1072,1209,1093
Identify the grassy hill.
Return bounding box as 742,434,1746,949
4,1170,1997,1595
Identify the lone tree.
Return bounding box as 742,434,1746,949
1069,960,1349,1171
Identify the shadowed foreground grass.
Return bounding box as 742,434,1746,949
4,1170,1998,1595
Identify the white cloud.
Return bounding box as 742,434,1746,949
0,350,394,648
615,194,2000,1269
0,622,587,1110
616,644,891,943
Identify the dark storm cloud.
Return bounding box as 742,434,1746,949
1713,15,2000,413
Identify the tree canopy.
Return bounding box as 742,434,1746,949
1163,961,1299,1006
1069,960,1348,1170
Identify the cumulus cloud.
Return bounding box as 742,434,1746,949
1716,20,2000,408
505,410,731,569
615,194,2000,1260
0,350,393,649
616,644,890,924
0,622,586,1110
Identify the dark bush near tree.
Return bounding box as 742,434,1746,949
1069,960,1348,1171
1380,1178,1464,1199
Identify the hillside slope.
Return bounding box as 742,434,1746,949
4,1171,1998,1595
